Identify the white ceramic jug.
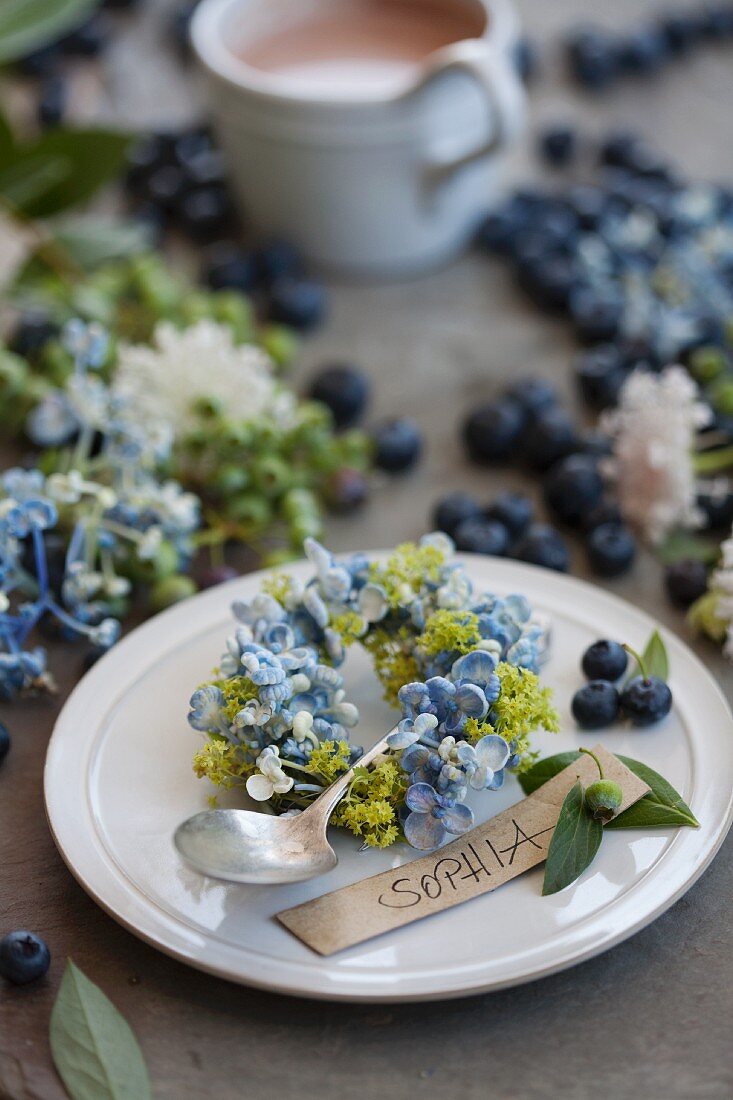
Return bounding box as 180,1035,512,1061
191,0,526,277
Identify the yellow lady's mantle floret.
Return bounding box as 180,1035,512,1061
368,540,447,608
363,625,420,703
463,661,559,771
306,742,408,848
416,609,481,658
192,739,254,790
214,675,260,725
261,571,295,606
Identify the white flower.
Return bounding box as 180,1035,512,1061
137,526,163,561
602,367,711,544
114,320,294,437
292,710,315,742
246,746,294,801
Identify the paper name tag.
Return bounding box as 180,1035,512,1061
277,745,649,956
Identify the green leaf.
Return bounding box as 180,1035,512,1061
607,755,699,829
0,0,99,64
518,751,581,795
626,629,669,684
0,152,71,209
542,780,603,895
50,960,152,1100
52,216,152,269
657,530,720,567
0,107,15,158
7,129,133,218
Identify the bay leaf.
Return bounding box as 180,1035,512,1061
542,780,603,895
518,751,580,795
607,755,699,829
0,0,98,64
50,960,151,1100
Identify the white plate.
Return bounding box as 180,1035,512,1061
44,555,733,1002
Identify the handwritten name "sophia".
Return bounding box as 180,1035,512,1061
377,819,553,909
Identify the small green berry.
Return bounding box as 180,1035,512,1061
585,779,623,822
150,575,197,612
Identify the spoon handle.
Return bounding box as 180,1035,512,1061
304,730,395,824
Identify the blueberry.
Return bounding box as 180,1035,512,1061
566,28,620,90
570,287,623,344
0,932,51,985
372,418,422,473
538,125,577,167
582,639,628,682
432,492,482,538
513,523,570,572
543,454,605,527
574,345,628,408
513,36,540,83
659,13,702,54
453,517,510,556
503,377,558,418
517,252,579,312
8,311,59,359
202,243,258,292
665,559,708,608
0,721,9,765
585,779,623,821
324,468,369,512
485,491,534,540
256,239,303,285
523,407,580,471
176,185,234,243
268,278,327,331
145,164,187,213
620,676,673,726
571,681,620,729
308,364,369,429
17,44,61,77
475,207,524,255
462,399,524,463
697,488,733,531
618,28,669,75
700,5,733,38
61,14,109,56
37,74,67,127
198,564,239,590
181,148,226,190
587,522,636,577
125,135,168,196
579,431,614,459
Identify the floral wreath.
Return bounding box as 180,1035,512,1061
188,535,560,851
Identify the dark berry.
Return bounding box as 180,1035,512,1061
61,14,109,56
0,721,9,765
517,252,579,312
618,28,669,75
513,36,540,83
0,932,51,985
17,44,61,77
582,639,628,682
176,186,234,243
570,288,623,344
587,522,636,577
37,74,67,128
580,432,614,459
198,564,239,590
664,559,708,608
323,468,369,512
697,488,733,531
431,492,482,538
145,164,187,212
462,399,524,463
538,126,577,167
543,454,605,526
503,377,558,418
268,278,326,331
308,365,369,429
485,491,534,540
572,681,620,729
523,407,580,471
620,676,673,726
513,523,570,572
566,28,620,90
585,779,623,821
202,243,258,292
453,518,510,556
574,345,628,408
256,239,303,285
372,418,422,473
8,311,59,359
659,13,703,54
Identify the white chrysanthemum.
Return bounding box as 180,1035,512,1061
602,367,711,544
114,320,294,436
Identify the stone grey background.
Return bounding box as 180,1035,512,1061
1,1,732,1098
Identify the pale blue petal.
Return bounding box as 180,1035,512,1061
454,683,488,719
405,783,439,812
404,811,445,850
441,803,474,835
451,649,497,685
474,734,511,771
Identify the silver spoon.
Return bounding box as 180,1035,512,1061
174,732,392,884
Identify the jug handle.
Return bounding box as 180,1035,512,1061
408,38,525,188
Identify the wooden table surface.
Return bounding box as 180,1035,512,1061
2,1,733,1097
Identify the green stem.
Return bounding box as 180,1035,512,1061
579,747,604,779
623,643,648,681
693,446,733,474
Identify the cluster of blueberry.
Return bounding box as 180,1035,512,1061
16,0,140,128
306,363,423,483
566,6,733,92
443,375,636,577
478,129,733,427
124,128,328,332
572,639,673,729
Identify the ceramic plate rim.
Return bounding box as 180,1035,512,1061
44,554,733,1002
